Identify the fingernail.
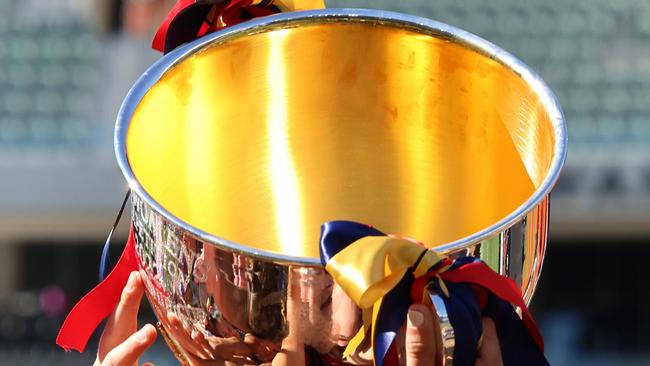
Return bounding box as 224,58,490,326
134,325,150,344
125,272,138,293
407,308,424,328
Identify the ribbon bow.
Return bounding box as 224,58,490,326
152,0,325,54
319,221,549,366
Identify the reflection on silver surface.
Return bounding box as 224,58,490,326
430,292,454,366
133,192,549,365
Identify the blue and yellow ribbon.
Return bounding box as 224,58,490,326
319,221,548,366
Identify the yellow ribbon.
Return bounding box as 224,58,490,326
324,236,448,360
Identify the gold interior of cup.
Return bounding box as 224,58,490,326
126,21,555,259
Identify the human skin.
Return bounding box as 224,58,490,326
93,271,503,366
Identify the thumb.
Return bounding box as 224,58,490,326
405,304,437,366
100,324,157,366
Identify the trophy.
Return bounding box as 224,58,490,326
60,8,567,366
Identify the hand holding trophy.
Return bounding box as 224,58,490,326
93,270,504,366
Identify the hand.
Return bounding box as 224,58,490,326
164,312,259,364
476,317,504,366
95,271,157,366
402,304,504,366
98,270,271,366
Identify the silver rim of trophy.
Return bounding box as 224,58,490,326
114,8,568,267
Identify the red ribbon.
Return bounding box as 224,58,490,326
152,0,278,54
410,260,544,353
440,262,544,352
407,260,544,363
56,226,139,352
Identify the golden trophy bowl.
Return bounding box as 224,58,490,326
115,8,567,365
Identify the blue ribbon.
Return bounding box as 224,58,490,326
99,190,131,281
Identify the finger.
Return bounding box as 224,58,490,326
167,312,212,359
244,333,278,363
98,271,145,362
307,277,317,325
191,329,206,346
331,285,361,347
213,337,255,361
272,270,305,366
101,324,157,366
271,346,305,366
170,313,254,362
405,304,436,366
191,329,218,359
476,317,504,366
222,337,255,357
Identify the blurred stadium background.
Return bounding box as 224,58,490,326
0,0,649,364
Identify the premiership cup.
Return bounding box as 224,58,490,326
115,8,567,365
